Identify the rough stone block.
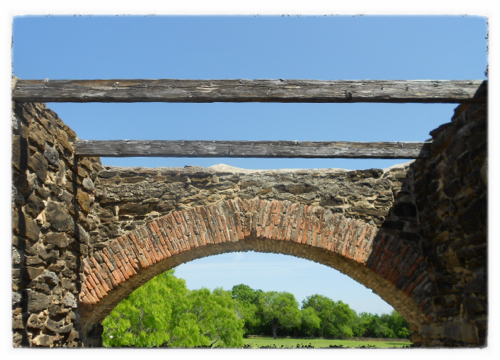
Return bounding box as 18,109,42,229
28,152,49,182
12,134,28,172
443,322,479,344
44,232,70,248
27,290,50,313
82,177,94,191
44,145,60,166
27,313,45,329
33,334,54,347
63,292,77,308
76,191,91,213
26,266,45,280
45,201,75,233
25,193,45,219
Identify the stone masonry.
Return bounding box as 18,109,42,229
12,100,102,347
409,103,487,346
79,198,430,340
12,96,486,347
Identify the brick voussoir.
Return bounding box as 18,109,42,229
159,218,180,253
177,212,194,249
122,234,144,269
147,222,169,258
128,233,150,268
83,198,429,336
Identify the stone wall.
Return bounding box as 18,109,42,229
12,99,102,347
89,163,418,253
409,103,487,346
11,96,487,348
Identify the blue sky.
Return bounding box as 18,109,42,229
11,15,488,316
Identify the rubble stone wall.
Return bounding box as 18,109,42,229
12,100,102,347
90,163,419,251
409,103,487,346
11,97,486,347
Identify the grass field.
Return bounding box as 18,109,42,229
242,337,412,348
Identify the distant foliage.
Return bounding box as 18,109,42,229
352,311,410,339
231,284,410,340
231,284,264,334
102,270,244,348
301,295,357,338
258,291,302,339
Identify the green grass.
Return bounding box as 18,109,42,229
242,337,412,348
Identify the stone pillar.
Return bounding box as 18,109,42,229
411,103,487,347
12,96,103,347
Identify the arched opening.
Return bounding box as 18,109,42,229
78,199,432,344
175,252,395,315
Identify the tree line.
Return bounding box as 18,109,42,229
102,270,410,347
232,284,410,340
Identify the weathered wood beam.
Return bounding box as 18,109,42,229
74,140,432,159
13,79,486,103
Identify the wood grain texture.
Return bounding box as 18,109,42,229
13,79,486,103
74,140,432,159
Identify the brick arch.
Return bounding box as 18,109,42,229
79,198,432,336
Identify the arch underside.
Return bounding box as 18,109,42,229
79,198,432,333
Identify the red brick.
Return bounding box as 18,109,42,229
219,214,229,243
234,212,244,240
121,235,141,263
96,284,107,297
274,201,282,225
164,225,181,253
173,211,183,224
178,213,194,249
91,287,102,300
144,234,161,263
128,233,149,267
102,262,118,287
195,208,210,244
112,270,122,284
160,218,180,253
115,238,136,270
86,275,95,290
149,222,170,257
414,272,427,285
166,214,186,250
294,216,303,243
390,269,400,284
90,271,100,286
356,225,368,247
244,213,252,237
405,283,416,296
83,289,96,305
123,264,134,277
407,264,418,277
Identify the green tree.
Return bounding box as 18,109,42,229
387,310,410,339
188,288,244,347
351,311,410,339
299,307,321,338
102,270,244,347
231,284,264,334
302,295,356,339
352,312,373,337
102,269,191,347
258,291,302,339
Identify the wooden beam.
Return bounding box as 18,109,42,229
13,79,486,103
74,140,432,159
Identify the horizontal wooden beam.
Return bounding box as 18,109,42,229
13,79,486,103
74,140,432,159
